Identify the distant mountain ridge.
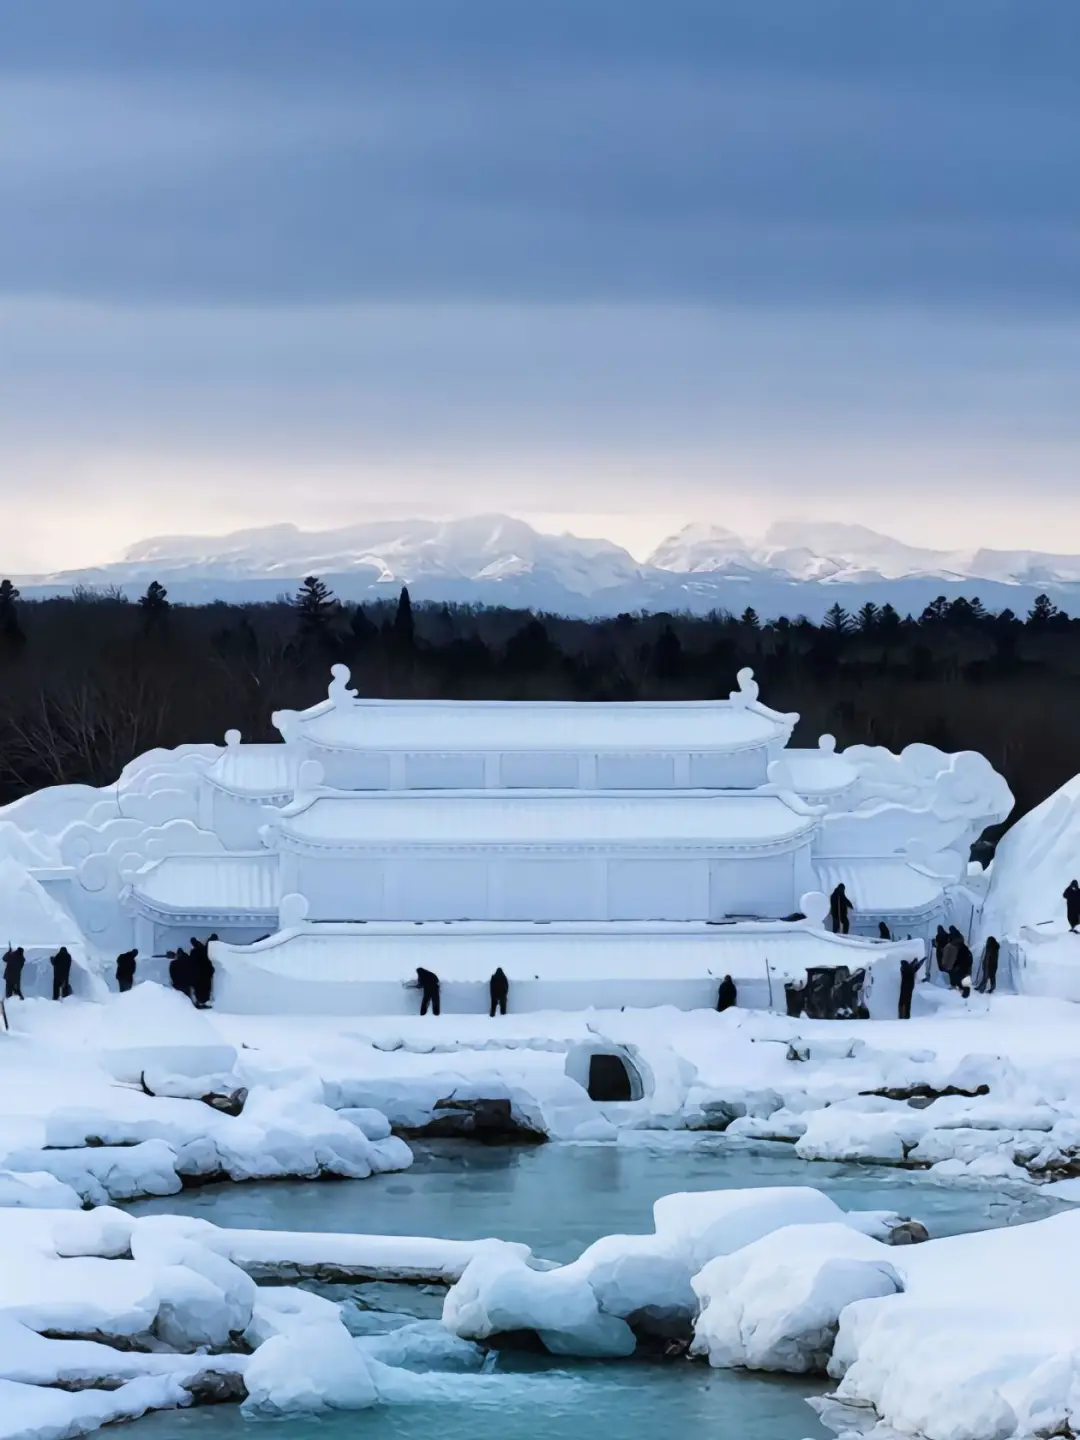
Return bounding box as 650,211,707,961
14,514,1080,623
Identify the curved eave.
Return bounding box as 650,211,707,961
265,829,817,859
294,735,786,758
203,770,293,804
123,893,279,924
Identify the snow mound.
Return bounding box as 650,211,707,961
444,1186,886,1357
83,984,237,1082
830,1209,1080,1440
442,1242,636,1358
0,1171,83,1210
979,772,1080,952
691,1222,901,1372
4,1139,182,1207
243,1320,378,1414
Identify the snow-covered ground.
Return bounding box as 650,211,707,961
8,982,1080,1198
8,983,1080,1436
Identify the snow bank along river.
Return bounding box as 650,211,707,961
9,990,1080,1438
117,1139,1071,1440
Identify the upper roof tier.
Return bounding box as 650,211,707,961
272,665,798,755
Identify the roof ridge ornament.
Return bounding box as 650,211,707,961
328,664,358,707
729,667,759,708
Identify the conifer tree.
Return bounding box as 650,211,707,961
1027,593,1059,628
138,581,170,620
293,575,338,644
0,578,25,650
392,586,415,651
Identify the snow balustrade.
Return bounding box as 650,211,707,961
207,898,920,1018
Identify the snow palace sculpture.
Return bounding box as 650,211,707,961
0,667,1013,1014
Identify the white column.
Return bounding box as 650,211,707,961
673,753,692,788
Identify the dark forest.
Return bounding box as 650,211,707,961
2,576,1077,845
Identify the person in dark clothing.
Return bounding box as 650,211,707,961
939,936,959,981
3,946,26,1000
115,949,138,993
1066,880,1080,932
829,883,853,935
950,942,973,990
878,921,891,940
784,980,806,1018
976,936,1000,994
167,948,193,999
188,936,215,1009
50,946,73,1000
716,975,737,1012
489,967,509,1017
934,925,949,966
415,967,440,1016
897,956,925,1019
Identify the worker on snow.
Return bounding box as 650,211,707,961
3,946,26,1000
188,936,215,1009
829,883,853,935
167,947,193,999
878,921,891,940
1065,880,1080,932
413,967,441,1016
976,936,1000,994
489,967,509,1017
716,975,737,1012
950,941,973,990
50,946,73,1000
897,956,924,1019
933,925,949,967
115,949,138,993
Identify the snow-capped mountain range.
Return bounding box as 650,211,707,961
15,515,1080,622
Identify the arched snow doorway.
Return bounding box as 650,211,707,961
565,1040,648,1103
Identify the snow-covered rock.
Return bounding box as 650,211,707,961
242,1321,379,1414
828,1209,1080,1440
3,1139,182,1207
443,1185,893,1357
692,1223,901,1373
0,1170,82,1210
443,1243,637,1358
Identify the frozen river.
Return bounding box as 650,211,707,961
131,1134,1068,1259
127,1138,1071,1440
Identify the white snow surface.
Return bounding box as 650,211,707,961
6,976,1080,1433
979,772,1080,999
442,1186,880,1358
692,1222,901,1373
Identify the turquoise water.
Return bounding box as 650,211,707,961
125,1139,1069,1439
131,1135,1068,1261
132,1359,828,1440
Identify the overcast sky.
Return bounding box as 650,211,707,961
2,1,1080,571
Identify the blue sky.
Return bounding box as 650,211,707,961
2,1,1079,569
